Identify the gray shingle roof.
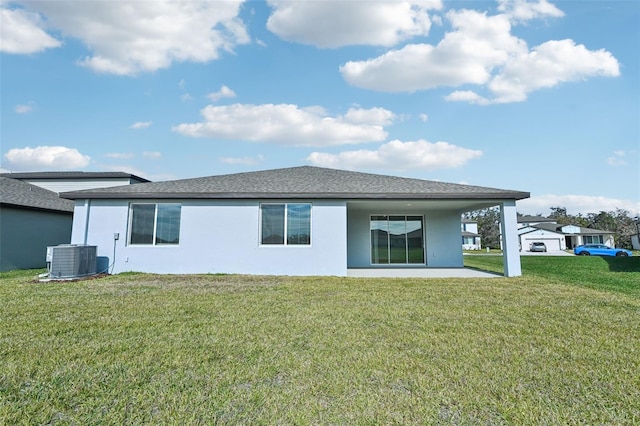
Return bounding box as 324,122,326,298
60,166,530,201
0,171,149,182
518,215,555,223
531,222,612,235
0,177,75,212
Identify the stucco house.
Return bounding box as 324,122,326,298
461,219,481,250
0,177,75,271
518,219,615,252
61,166,529,277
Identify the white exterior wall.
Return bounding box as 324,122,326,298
590,234,615,247
25,178,136,194
71,199,348,276
461,222,478,234
347,208,463,268
462,239,481,251
426,213,464,267
520,229,566,251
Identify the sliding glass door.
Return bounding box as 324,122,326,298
371,215,424,265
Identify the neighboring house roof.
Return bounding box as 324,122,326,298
0,171,149,182
61,166,530,200
461,231,480,237
0,177,74,212
517,215,556,223
524,222,612,236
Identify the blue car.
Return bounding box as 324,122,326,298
574,244,632,257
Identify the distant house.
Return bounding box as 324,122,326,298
517,217,615,252
0,177,74,271
61,166,529,277
631,220,640,250
461,219,481,250
517,215,557,228
0,171,149,193
0,172,150,272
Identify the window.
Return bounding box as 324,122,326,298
583,235,604,244
129,204,181,245
261,203,311,245
463,236,476,245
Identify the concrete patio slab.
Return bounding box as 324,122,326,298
347,268,502,278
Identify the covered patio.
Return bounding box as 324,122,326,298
346,198,524,277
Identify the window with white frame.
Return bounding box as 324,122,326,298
261,203,311,245
129,203,181,245
583,235,604,244
463,236,476,245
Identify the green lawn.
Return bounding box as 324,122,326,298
465,254,640,296
1,260,639,424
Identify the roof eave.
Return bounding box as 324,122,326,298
61,191,531,201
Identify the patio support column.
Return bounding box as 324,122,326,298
500,200,522,277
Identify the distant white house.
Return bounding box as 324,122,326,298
516,216,615,252
461,219,481,250
632,221,640,250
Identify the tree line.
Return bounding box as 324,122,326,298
465,207,640,250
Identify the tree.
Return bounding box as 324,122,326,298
465,207,501,249
549,206,569,224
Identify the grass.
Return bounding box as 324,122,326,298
1,261,639,424
465,254,640,297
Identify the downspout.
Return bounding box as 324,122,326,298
83,199,91,245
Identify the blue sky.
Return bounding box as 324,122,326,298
1,0,638,215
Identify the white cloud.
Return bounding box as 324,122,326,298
208,85,236,102
444,90,491,105
15,103,34,114
307,139,482,171
518,194,640,217
130,121,152,129
0,6,61,54
419,113,429,122
479,39,620,104
173,104,394,147
220,155,264,165
8,1,249,75
341,6,620,103
497,0,564,22
181,93,194,102
105,152,134,159
267,0,442,48
606,150,631,167
3,146,90,171
340,10,526,92
143,151,162,159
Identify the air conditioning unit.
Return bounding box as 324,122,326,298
46,245,97,279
